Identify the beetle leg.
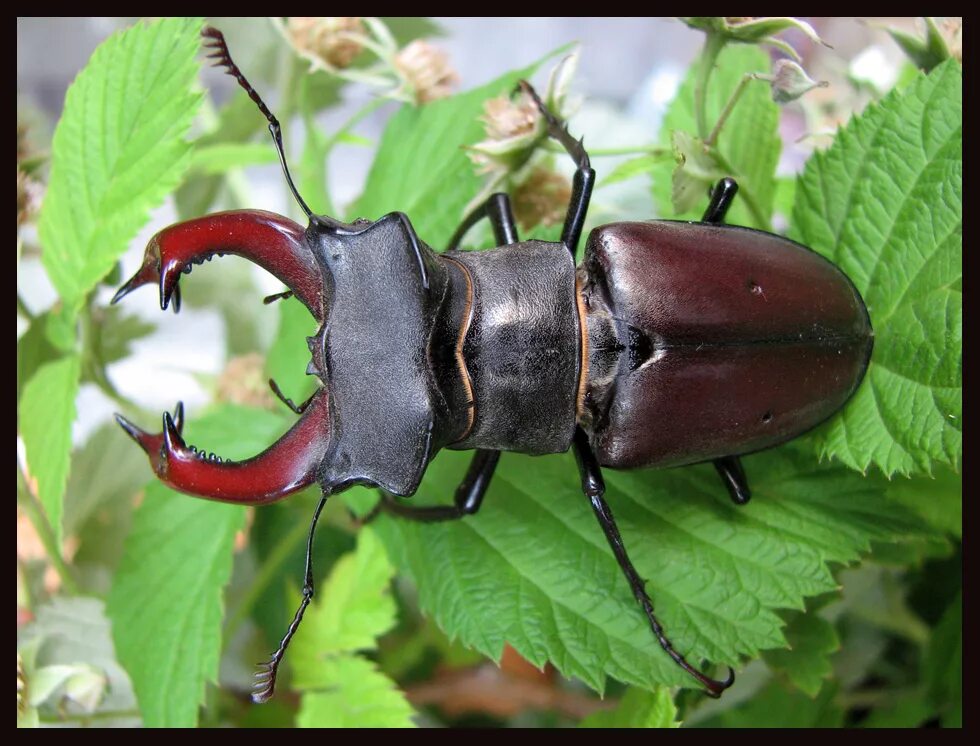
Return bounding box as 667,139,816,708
449,192,518,249
114,389,330,505
268,378,314,415
518,81,595,259
713,455,751,506
253,492,329,703
111,210,323,321
363,449,501,524
701,177,739,224
572,428,736,698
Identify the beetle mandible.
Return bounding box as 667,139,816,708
112,28,873,704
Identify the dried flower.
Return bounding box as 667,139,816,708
286,17,365,70
768,59,828,103
483,94,540,141
394,40,459,104
512,166,572,232
17,168,41,227
216,353,275,410
463,52,580,218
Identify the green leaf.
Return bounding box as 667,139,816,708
792,61,962,476
349,63,540,247
296,654,416,728
885,18,953,72
19,355,81,547
762,610,839,696
859,690,936,728
17,313,61,403
38,18,204,313
106,405,288,727
187,142,278,175
290,528,398,669
579,686,679,728
291,529,414,728
371,444,926,694
596,154,663,189
653,45,780,229
694,680,843,728
175,90,265,219
884,466,961,539
88,306,155,371
923,591,961,727
670,131,726,214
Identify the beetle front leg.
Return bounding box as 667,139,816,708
519,81,595,259
572,428,736,698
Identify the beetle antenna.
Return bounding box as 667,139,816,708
202,26,315,221
253,494,328,704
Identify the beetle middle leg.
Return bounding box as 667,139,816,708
365,450,501,524
571,427,735,698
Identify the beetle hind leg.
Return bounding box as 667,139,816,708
713,455,751,506
701,177,739,224
572,428,736,698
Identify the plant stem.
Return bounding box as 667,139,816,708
17,466,79,595
223,515,310,644
17,293,35,321
545,143,670,158
78,305,140,412
705,72,760,147
711,149,770,231
694,32,727,140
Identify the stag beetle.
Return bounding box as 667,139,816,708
112,28,873,704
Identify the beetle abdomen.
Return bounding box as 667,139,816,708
580,221,873,469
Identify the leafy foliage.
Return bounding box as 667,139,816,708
652,45,780,229
292,529,415,727
19,17,961,730
38,17,204,315
579,686,679,728
792,61,962,477
20,355,81,547
371,446,927,693
106,407,288,727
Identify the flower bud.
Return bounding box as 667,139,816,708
394,40,459,104
286,17,365,69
